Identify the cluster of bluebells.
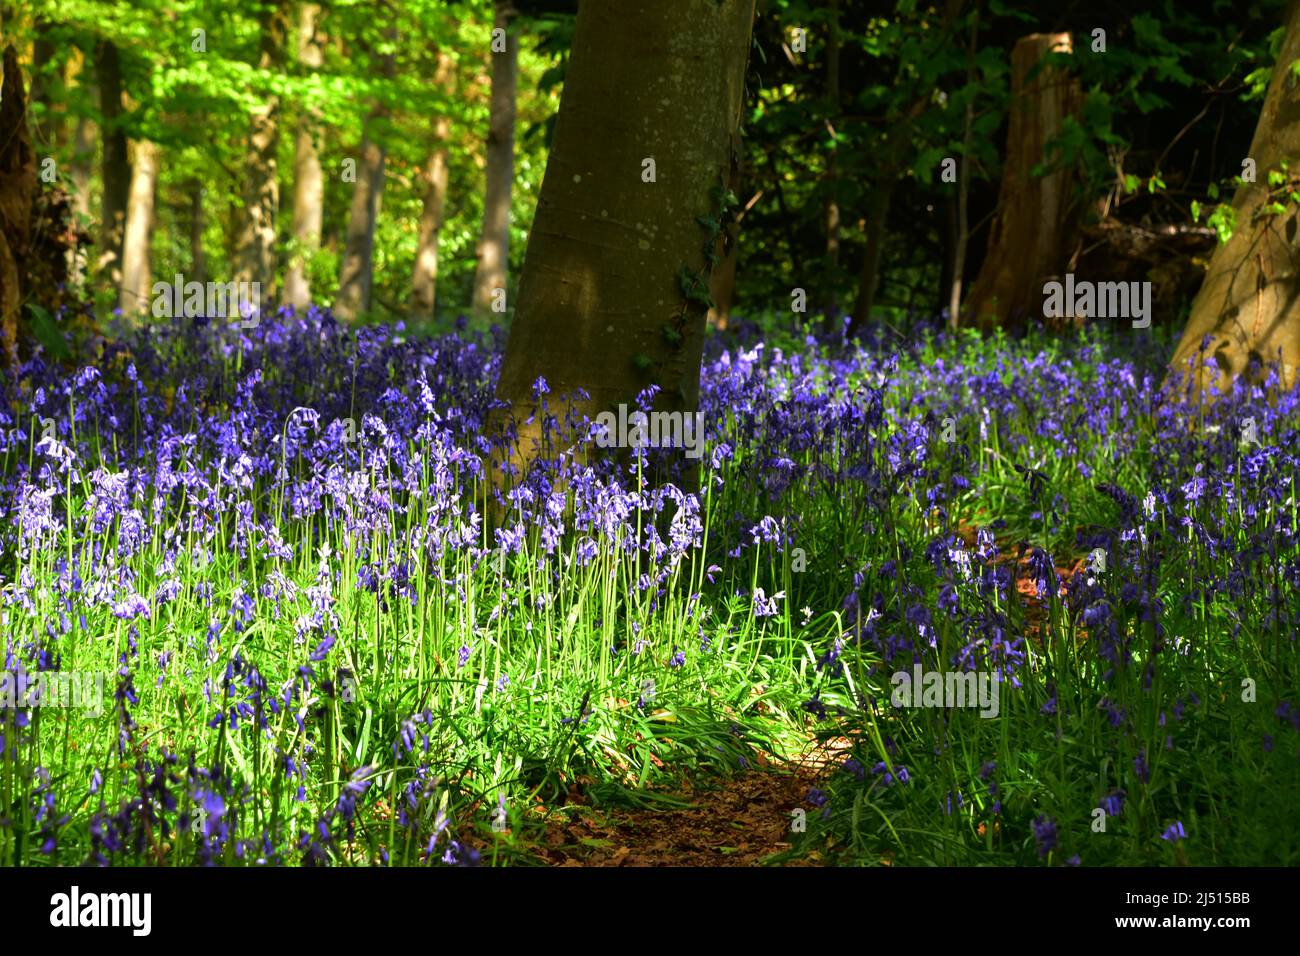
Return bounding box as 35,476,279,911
775,319,1300,864
1,308,1297,865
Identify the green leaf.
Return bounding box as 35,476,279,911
27,304,70,360
1206,204,1236,244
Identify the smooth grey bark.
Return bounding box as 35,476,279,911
236,0,290,297
470,0,517,321
96,39,129,286
119,137,158,313
495,0,756,475
410,50,454,321
284,2,324,311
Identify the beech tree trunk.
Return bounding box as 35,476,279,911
470,0,517,321
336,17,395,321
236,0,290,297
1168,0,1300,399
65,49,95,283
29,18,58,147
96,39,129,287
70,110,95,221
948,7,979,329
284,2,324,311
495,0,756,471
850,182,896,332
846,1,965,336
119,137,158,313
189,179,207,286
411,50,454,321
334,134,386,319
962,32,1080,333
821,0,841,324
0,44,35,368
706,135,744,330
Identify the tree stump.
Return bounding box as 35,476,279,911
962,33,1080,333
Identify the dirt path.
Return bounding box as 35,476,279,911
529,741,849,866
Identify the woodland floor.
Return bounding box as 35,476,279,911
529,739,846,867
501,527,1081,867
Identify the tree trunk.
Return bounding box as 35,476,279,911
0,44,36,368
470,0,517,322
0,43,77,369
707,231,739,330
1168,0,1300,399
707,135,744,330
66,49,95,284
962,32,1079,333
336,17,395,321
29,18,58,147
119,137,158,313
284,2,324,311
236,0,290,298
820,0,841,325
334,134,386,319
96,39,129,288
948,6,979,330
411,50,454,321
494,0,756,474
850,182,896,332
846,1,965,337
189,179,207,286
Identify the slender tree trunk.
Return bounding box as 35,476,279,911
411,50,454,321
119,138,158,313
471,0,517,322
962,32,1079,333
67,49,96,284
850,184,896,331
284,2,324,311
939,196,956,316
335,23,395,322
96,39,129,287
236,0,290,298
29,18,58,147
707,136,744,330
495,0,756,475
1168,0,1300,399
708,232,739,330
334,135,386,319
70,111,95,219
189,179,207,286
846,1,964,336
846,103,930,335
948,6,979,330
821,0,841,326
